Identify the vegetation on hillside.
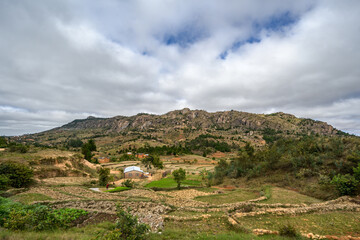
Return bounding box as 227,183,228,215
0,197,88,231
210,135,360,198
0,162,33,189
81,139,97,162
172,168,186,189
141,155,164,170
100,206,149,240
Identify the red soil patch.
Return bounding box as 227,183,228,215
210,152,227,158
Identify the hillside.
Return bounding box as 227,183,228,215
17,109,344,151
59,108,338,135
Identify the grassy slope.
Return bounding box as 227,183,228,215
237,212,360,236
10,193,53,204
195,189,258,204
262,187,322,204
145,176,201,188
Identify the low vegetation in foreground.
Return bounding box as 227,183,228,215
0,124,360,239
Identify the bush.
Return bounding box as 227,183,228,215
82,139,97,161
98,168,110,186
0,197,22,226
279,224,297,237
0,136,7,147
102,207,149,240
0,162,33,188
331,174,359,196
0,175,10,190
8,142,28,153
1,198,88,231
122,179,135,188
67,138,83,148
353,163,360,181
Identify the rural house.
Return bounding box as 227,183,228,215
98,157,110,164
136,153,149,159
124,166,144,179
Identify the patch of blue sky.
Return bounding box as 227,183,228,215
219,36,261,60
260,11,298,32
162,24,208,48
219,11,298,60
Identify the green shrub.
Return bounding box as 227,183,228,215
0,137,7,147
98,168,110,186
122,179,135,188
52,208,88,228
353,163,360,181
279,224,297,237
8,143,28,153
0,175,9,190
0,162,33,188
331,174,359,196
0,197,22,226
1,197,88,231
101,207,149,240
67,138,83,148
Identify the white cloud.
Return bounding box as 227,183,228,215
0,0,359,135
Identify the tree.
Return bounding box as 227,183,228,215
172,168,186,189
213,159,228,184
98,168,110,186
0,137,7,148
0,162,33,188
199,168,209,186
82,139,97,162
141,155,163,170
244,142,255,158
67,138,83,148
87,139,97,151
331,174,358,196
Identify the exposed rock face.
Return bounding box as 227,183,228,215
53,109,339,136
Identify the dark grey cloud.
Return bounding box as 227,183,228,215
0,0,359,136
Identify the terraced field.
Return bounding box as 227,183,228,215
11,183,360,239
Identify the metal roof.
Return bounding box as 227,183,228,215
124,166,143,173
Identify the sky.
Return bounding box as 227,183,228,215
1,0,360,136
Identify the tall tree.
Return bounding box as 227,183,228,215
141,155,163,170
172,168,186,189
82,139,96,161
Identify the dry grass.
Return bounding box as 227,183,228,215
236,211,360,236
195,189,259,204
262,187,322,204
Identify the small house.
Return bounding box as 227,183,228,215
124,166,144,179
136,153,149,159
98,157,110,164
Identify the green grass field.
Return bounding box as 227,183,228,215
104,186,130,193
145,177,201,188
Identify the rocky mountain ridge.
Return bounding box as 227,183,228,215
57,108,339,136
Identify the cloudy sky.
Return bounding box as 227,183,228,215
1,0,360,136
